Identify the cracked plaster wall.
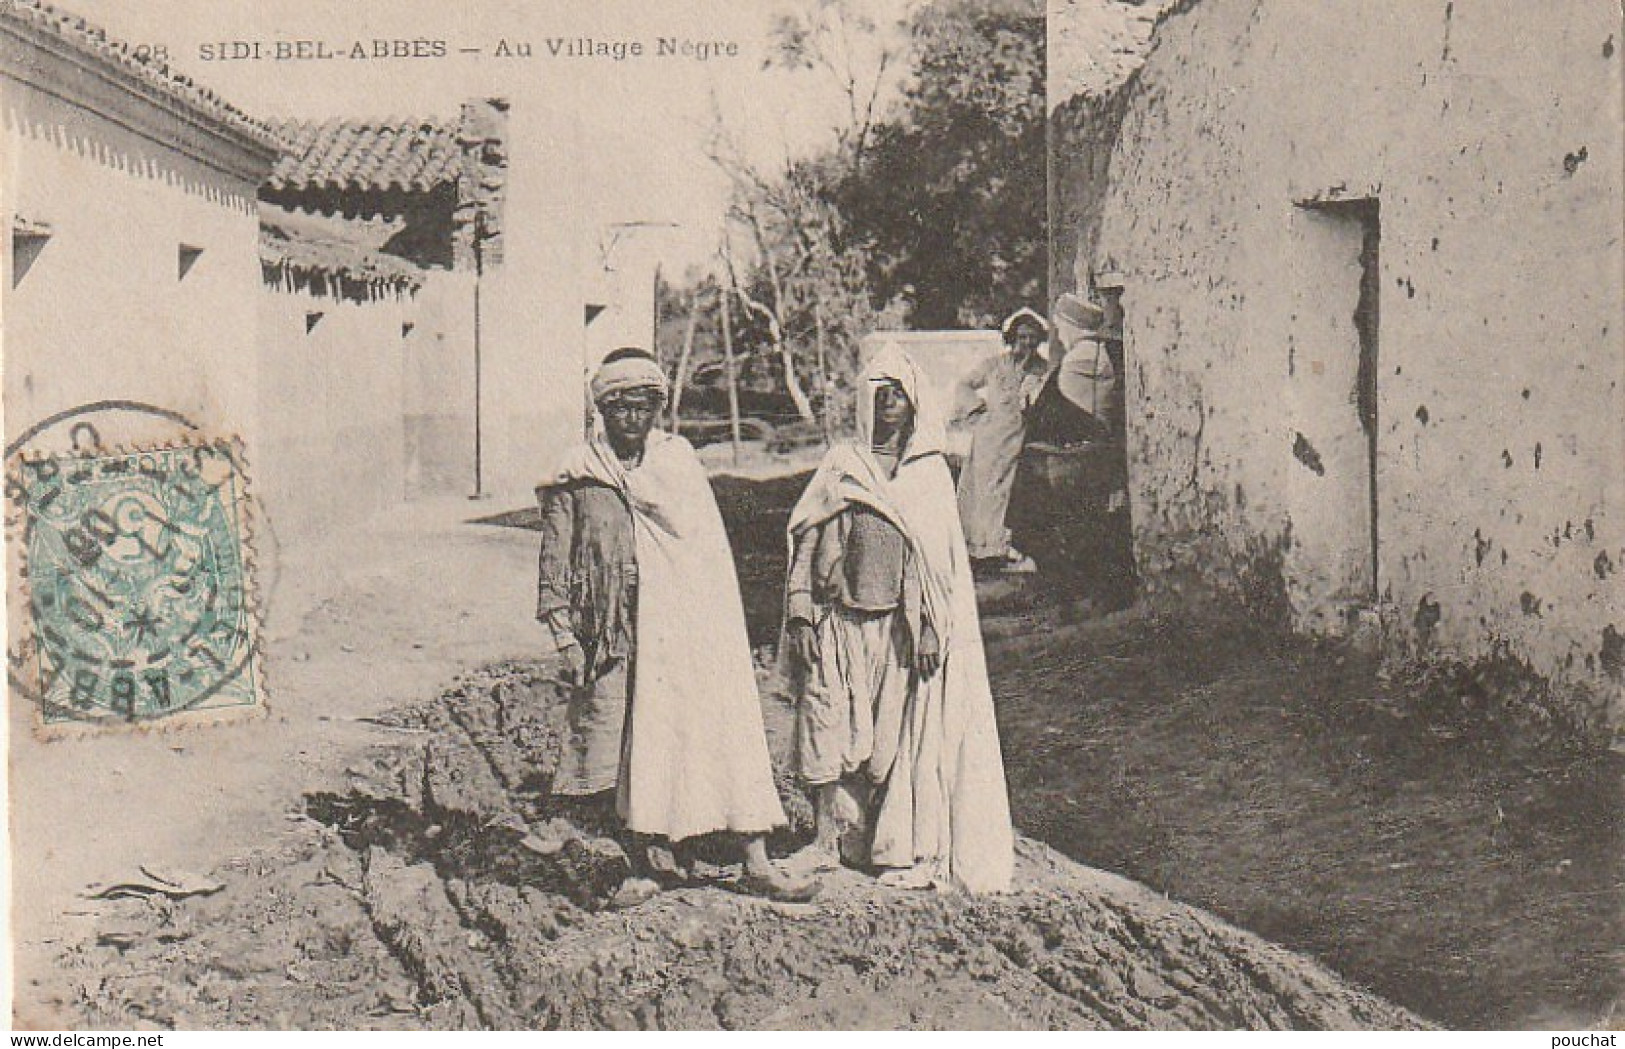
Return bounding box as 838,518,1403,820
1053,0,1624,730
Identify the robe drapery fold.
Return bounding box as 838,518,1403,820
547,431,787,841
785,344,1015,892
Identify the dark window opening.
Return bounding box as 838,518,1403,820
11,222,52,288
178,243,204,281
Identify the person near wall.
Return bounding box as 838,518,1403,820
535,347,818,906
1025,293,1116,450
782,342,1014,893
953,307,1052,574
1022,292,1136,610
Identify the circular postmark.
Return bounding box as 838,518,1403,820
6,403,265,730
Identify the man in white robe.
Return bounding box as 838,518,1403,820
539,348,817,904
953,308,1051,573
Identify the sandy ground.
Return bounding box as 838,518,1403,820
717,463,1624,1030
10,466,1618,1029
8,482,1425,1032
30,658,1423,1031
986,607,1624,1029
9,497,545,1027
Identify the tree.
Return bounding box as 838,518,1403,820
843,0,1047,328
655,269,723,428
705,3,912,433
710,162,906,435
764,0,909,177
681,0,1043,434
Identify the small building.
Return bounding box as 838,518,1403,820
2,0,282,444
1050,0,1624,734
267,100,595,504
260,106,509,518
0,0,536,548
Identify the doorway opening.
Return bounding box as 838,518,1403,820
1290,196,1381,621
1095,279,1128,446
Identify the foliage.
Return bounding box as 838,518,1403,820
846,0,1047,328
663,0,1045,435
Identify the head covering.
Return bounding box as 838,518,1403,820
999,307,1049,344
1051,292,1106,354
1053,293,1103,334
859,342,947,461
590,350,668,404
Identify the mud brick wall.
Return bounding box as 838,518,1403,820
1046,0,1175,300
1047,74,1132,303
400,270,479,500
1052,0,1625,733
255,283,414,543
474,100,596,499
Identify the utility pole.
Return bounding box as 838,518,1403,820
651,262,662,362
719,275,743,467
669,286,699,432
813,301,831,444
471,207,486,500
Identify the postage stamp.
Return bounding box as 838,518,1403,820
5,437,266,735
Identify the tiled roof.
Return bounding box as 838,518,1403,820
0,0,284,152
260,204,423,293
268,117,463,195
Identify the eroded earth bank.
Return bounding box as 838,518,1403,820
51,662,1424,1031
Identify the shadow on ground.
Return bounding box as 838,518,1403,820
53,660,1424,1031
991,613,1624,1029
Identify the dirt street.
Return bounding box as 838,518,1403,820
715,465,1625,1029
988,605,1624,1029
37,660,1422,1030
11,469,1618,1029
9,499,548,1027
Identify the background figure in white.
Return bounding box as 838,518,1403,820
1024,293,1118,451
953,308,1050,573
1051,293,1116,430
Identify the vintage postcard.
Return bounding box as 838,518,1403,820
2,0,1620,1033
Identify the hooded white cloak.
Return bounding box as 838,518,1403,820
785,344,1014,892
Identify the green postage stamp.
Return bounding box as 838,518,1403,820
6,438,266,736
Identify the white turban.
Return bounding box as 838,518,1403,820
590,353,668,404
999,307,1049,341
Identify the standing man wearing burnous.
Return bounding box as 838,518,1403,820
535,347,818,906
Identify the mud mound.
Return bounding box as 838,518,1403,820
52,664,1426,1030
